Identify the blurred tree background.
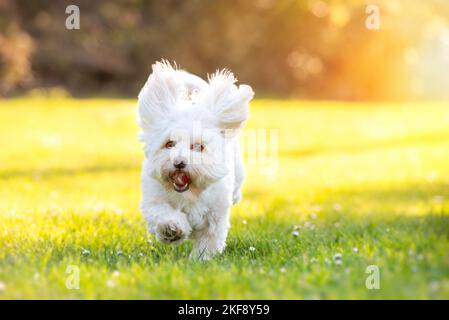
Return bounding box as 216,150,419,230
1,0,448,100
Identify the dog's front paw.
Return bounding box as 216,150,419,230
156,222,188,244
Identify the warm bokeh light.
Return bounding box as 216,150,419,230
1,0,448,100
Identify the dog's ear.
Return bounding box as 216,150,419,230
137,60,182,131
206,70,254,133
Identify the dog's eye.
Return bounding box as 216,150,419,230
165,140,175,149
191,143,204,152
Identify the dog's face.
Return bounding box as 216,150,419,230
138,61,254,194
150,117,228,193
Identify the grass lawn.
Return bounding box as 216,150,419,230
0,98,448,299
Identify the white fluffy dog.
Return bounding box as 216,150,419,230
137,60,254,260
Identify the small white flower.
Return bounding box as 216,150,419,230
292,230,300,237
333,203,342,212
94,204,105,213
305,221,315,230
280,267,286,273
138,252,145,257
333,253,342,259
249,246,256,252
242,220,247,225
0,281,6,292
429,281,440,291
116,250,124,256
310,213,317,220
333,253,343,265
353,247,358,253
106,279,115,288
426,172,438,182
82,249,90,256
334,222,340,228
112,271,120,278
293,225,301,230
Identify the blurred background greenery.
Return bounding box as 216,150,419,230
1,0,448,100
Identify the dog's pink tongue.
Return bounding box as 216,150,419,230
173,171,190,187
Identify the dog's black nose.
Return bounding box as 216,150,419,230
173,157,187,169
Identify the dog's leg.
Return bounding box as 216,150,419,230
142,203,191,244
232,140,245,205
190,208,230,261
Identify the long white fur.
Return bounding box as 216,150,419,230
137,60,254,260
206,70,252,130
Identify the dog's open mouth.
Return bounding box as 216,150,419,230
170,170,190,192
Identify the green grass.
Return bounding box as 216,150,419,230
0,98,449,299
